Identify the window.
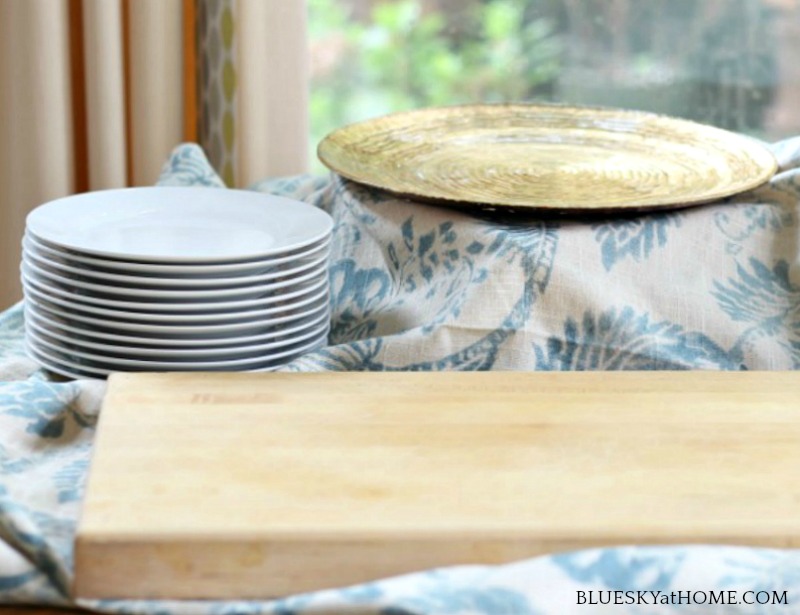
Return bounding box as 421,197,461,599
309,0,800,169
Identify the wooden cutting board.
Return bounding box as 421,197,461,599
74,371,800,600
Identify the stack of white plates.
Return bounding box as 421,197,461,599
20,187,334,379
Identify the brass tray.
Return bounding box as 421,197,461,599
317,103,778,212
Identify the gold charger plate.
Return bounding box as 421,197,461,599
317,103,778,212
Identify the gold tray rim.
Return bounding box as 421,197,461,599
317,102,779,213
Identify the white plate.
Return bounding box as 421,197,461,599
22,271,328,313
23,232,332,278
22,280,329,324
26,325,328,369
26,339,322,380
26,187,334,262
25,313,329,358
25,291,330,336
25,300,330,347
23,237,330,289
22,257,329,301
26,342,106,380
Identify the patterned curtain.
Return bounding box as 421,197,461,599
198,0,238,186
208,0,309,186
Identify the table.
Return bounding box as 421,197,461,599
2,140,800,614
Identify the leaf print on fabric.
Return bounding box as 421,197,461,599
552,547,685,592
0,499,72,600
86,599,197,615
716,205,795,255
332,177,383,227
0,569,40,592
716,550,800,614
714,259,800,326
53,454,91,504
720,550,800,588
394,221,559,371
211,594,315,615
248,174,329,201
533,307,739,370
384,217,486,337
0,565,64,605
319,179,386,275
157,143,226,188
380,586,536,615
283,339,385,372
592,212,683,271
27,508,77,566
329,260,393,343
714,201,796,256
714,161,800,254
713,258,800,368
0,379,97,439
0,303,26,362
0,380,88,439
0,443,33,475
338,581,385,603
302,216,560,372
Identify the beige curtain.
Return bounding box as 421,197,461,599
236,0,309,185
0,0,309,308
0,0,184,308
0,0,75,310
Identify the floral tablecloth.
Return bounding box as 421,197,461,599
1,141,799,614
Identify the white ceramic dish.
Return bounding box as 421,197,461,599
25,314,329,358
22,257,328,301
22,280,330,324
22,271,328,313
26,187,334,262
23,238,330,289
26,339,323,380
24,301,330,347
26,342,108,379
26,325,328,369
23,232,332,278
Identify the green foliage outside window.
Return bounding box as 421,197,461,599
309,0,562,164
308,0,791,169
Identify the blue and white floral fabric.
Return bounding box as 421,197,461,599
1,140,799,614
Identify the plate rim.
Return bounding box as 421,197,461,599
23,232,332,275
23,235,331,288
26,342,105,380
22,255,329,300
24,302,331,348
25,313,330,358
22,279,330,324
25,324,329,368
28,230,334,266
317,102,779,212
22,269,328,313
26,336,324,379
26,187,334,263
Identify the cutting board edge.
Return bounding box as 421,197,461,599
72,533,800,600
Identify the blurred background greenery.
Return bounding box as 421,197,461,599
308,0,800,170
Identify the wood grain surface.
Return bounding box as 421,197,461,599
317,103,777,212
75,371,800,599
